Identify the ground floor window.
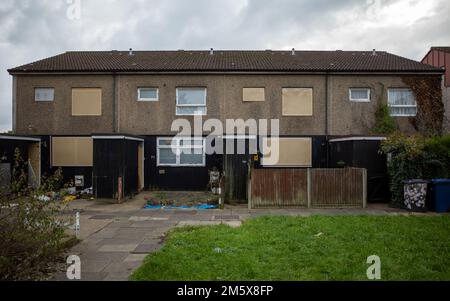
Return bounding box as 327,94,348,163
52,137,93,167
157,137,205,167
388,88,417,116
261,137,312,167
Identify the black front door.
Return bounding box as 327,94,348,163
223,138,254,203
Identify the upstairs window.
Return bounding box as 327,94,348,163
138,88,159,101
35,88,54,101
388,88,417,117
243,88,265,102
176,88,207,116
157,137,205,167
349,88,370,102
282,88,313,116
72,88,102,116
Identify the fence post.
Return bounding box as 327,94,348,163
247,161,252,210
362,168,367,208
307,168,312,208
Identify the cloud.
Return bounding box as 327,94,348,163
0,0,449,131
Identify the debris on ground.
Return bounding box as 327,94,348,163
144,191,220,210
144,203,218,210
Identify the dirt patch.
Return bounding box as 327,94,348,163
143,191,219,207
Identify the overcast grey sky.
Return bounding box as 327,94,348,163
0,0,449,132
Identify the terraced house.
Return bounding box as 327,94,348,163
5,49,444,202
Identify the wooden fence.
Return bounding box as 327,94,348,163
249,168,367,209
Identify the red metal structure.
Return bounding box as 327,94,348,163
422,47,450,87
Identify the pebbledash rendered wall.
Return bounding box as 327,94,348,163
14,75,115,135
13,73,423,137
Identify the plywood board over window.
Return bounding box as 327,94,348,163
52,137,93,167
243,88,265,102
282,88,313,116
28,142,41,187
261,137,312,167
72,88,102,116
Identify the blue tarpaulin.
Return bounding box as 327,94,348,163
144,204,218,210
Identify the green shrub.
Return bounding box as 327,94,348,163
371,104,396,135
0,152,73,280
10,148,28,196
381,133,450,207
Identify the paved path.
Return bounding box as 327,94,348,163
52,196,437,281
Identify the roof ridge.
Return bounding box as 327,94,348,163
8,50,443,74
63,49,389,53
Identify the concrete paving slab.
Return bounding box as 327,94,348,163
114,227,151,237
79,259,111,273
89,227,118,239
141,237,164,245
98,238,144,246
98,244,139,252
129,221,173,228
103,273,130,281
66,215,112,240
103,261,142,274
129,216,169,221
107,220,134,228
78,272,108,281
124,254,148,262
176,220,222,227
79,251,129,261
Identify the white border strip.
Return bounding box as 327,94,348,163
92,135,144,142
328,137,387,143
220,135,258,139
0,135,41,142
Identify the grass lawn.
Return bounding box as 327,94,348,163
131,215,450,281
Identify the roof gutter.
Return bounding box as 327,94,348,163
7,70,445,76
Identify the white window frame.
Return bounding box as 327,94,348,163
138,87,159,101
349,88,371,102
157,137,206,167
35,88,54,102
176,87,207,116
388,88,417,117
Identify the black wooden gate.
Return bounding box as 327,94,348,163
223,138,252,203
93,138,140,199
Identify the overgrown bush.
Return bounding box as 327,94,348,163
10,148,28,196
0,149,74,280
381,133,450,207
371,104,396,135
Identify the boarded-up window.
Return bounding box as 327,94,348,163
52,137,93,167
261,137,312,167
243,88,265,102
72,88,102,116
282,88,313,116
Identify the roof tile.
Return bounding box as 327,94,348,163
8,50,442,73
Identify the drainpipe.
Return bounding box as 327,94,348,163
325,72,330,167
12,75,17,134
325,72,330,136
112,72,117,133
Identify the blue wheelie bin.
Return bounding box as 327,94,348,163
430,179,450,213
